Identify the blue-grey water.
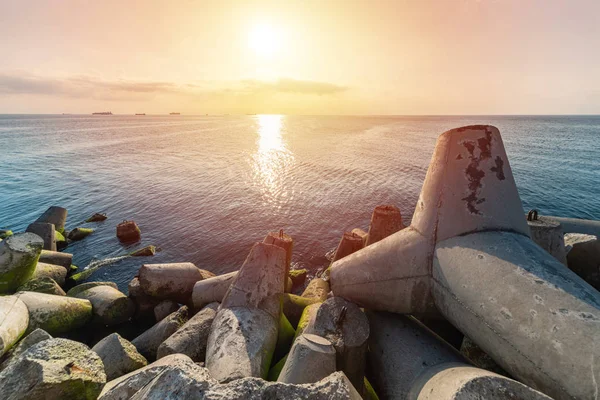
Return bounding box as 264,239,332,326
1,115,599,291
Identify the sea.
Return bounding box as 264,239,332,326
1,115,599,292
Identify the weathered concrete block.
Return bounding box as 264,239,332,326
282,293,319,328
157,302,218,362
365,205,405,246
67,281,118,297
32,262,67,287
72,285,135,326
460,335,507,376
131,306,188,361
351,228,368,245
294,302,321,340
67,227,94,241
303,296,369,392
192,271,237,309
34,206,68,233
0,328,52,372
0,295,29,357
26,222,56,251
527,212,567,264
92,333,148,380
277,333,336,384
39,249,73,270
332,231,364,263
263,230,294,276
16,291,92,335
564,232,600,290
154,300,179,322
128,277,161,320
273,312,295,362
331,125,600,400
18,277,66,296
139,262,212,303
366,311,550,400
301,277,329,302
117,220,141,243
0,233,44,294
0,338,105,399
288,268,307,291
130,245,156,257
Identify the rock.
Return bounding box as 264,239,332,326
564,233,600,290
0,229,13,240
92,333,148,380
277,334,336,384
301,278,329,302
0,232,44,294
0,295,29,357
130,245,156,257
191,271,237,309
288,268,307,291
39,250,73,270
0,328,52,372
16,291,92,335
67,281,118,297
72,285,135,326
282,293,319,328
99,353,360,400
34,206,68,233
206,242,286,382
117,220,141,243
131,306,189,361
32,262,67,287
365,205,405,246
67,227,94,241
139,262,212,303
0,338,105,400
303,297,370,392
18,277,66,296
527,212,567,264
85,213,107,223
154,300,179,322
331,231,364,263
26,222,57,251
157,302,219,362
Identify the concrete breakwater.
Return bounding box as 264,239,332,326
0,125,599,399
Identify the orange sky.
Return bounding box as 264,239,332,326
0,0,599,114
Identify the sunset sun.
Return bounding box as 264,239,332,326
248,23,281,57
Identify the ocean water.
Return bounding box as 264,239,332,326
1,115,599,291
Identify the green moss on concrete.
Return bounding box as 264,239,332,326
54,230,66,242
18,277,66,296
0,230,13,240
282,293,319,328
0,242,42,294
267,355,288,381
66,281,118,297
293,302,322,341
67,228,94,241
274,313,295,361
67,266,99,285
21,294,93,335
364,377,380,400
130,245,156,257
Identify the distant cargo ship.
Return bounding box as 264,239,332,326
92,111,112,115
169,112,180,115
135,113,146,116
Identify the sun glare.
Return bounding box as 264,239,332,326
248,24,281,58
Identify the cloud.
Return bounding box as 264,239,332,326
0,72,347,101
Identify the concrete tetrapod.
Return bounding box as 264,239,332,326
366,311,551,400
330,125,600,400
331,232,364,263
0,295,29,357
32,262,67,287
139,262,212,303
526,213,567,264
365,205,405,246
263,230,294,277
564,233,600,290
26,222,57,251
0,232,44,294
91,333,147,380
192,271,237,309
38,250,73,270
205,242,286,382
277,333,336,384
34,206,68,233
71,285,135,326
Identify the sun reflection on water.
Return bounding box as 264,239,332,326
252,114,294,207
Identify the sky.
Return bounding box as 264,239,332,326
0,0,599,115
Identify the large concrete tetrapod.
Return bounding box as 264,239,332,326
330,125,600,400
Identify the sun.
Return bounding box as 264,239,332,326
248,24,280,58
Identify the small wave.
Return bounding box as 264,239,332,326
84,255,130,270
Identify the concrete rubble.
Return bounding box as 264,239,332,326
0,126,598,399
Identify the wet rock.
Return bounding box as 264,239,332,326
157,302,219,362
26,222,56,251
16,291,92,335
92,333,148,380
130,245,156,257
18,277,66,296
288,268,307,291
154,300,179,322
32,261,67,287
0,233,44,294
191,271,237,309
0,295,29,357
67,281,118,297
301,278,329,302
72,285,135,326
0,328,52,372
67,227,94,241
365,204,405,246
39,250,73,270
139,262,213,303
117,220,141,243
85,213,107,223
564,233,600,290
34,206,68,234
277,334,336,384
0,337,105,400
131,306,189,361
